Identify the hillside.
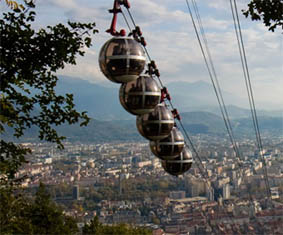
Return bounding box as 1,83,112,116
55,76,281,120
3,76,281,143
3,112,281,143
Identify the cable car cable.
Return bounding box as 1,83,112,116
188,0,243,166
192,0,242,160
188,4,255,210
229,0,272,200
126,8,137,28
185,0,244,227
124,5,213,187
121,10,132,32
120,2,240,230
189,0,261,217
189,1,266,217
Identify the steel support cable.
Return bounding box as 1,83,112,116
171,100,210,182
233,0,265,155
125,7,153,62
190,1,260,223
190,0,243,165
188,1,246,195
185,0,239,227
228,0,262,197
193,2,259,211
190,1,252,208
189,5,256,213
229,1,261,149
123,6,212,190
231,0,262,151
233,0,272,201
125,2,236,230
229,0,271,200
126,8,136,28
121,9,132,32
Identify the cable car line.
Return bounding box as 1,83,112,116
100,0,196,177
229,0,260,148
185,0,240,224
187,4,256,207
191,0,242,160
121,9,132,33
98,1,278,232
184,0,261,227
185,5,263,215
124,7,153,62
185,0,244,171
122,3,213,186
185,1,274,225
229,0,272,201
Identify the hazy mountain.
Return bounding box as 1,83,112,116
56,76,132,120
4,76,280,143
165,81,245,110
180,111,226,134
189,105,282,119
4,111,281,143
2,118,142,143
55,76,281,120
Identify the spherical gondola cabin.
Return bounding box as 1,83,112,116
119,75,161,115
161,147,193,176
99,37,146,83
136,103,174,140
150,126,185,160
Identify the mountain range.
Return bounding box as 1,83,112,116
4,111,281,143
56,76,282,120
3,76,281,143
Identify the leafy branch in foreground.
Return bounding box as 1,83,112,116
0,6,98,183
242,0,283,32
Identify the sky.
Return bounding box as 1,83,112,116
1,0,282,110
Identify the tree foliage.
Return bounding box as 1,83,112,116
3,0,25,10
0,182,78,234
82,216,152,235
0,3,98,184
243,0,283,32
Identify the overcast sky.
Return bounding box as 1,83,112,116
1,0,282,109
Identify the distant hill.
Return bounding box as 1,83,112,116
232,116,283,136
193,105,282,119
55,76,281,120
56,76,131,120
4,76,281,143
2,119,143,143
165,81,244,111
180,111,226,134
3,111,281,143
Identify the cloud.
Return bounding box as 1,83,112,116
30,0,282,108
57,48,105,83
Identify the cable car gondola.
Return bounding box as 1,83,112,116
150,126,185,160
99,37,146,83
136,103,174,140
99,0,194,177
119,75,161,115
161,147,193,176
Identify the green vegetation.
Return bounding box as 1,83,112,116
1,182,152,235
243,0,283,32
0,3,98,234
0,183,78,234
83,216,152,235
0,2,97,184
78,176,185,211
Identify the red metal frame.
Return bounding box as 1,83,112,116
106,0,130,36
161,87,171,103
